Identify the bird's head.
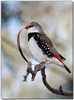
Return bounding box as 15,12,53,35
25,22,43,33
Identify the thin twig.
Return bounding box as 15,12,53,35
17,29,28,62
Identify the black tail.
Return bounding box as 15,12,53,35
64,64,71,73
59,54,66,60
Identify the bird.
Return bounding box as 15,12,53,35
25,22,71,73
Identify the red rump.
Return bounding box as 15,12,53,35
54,55,62,62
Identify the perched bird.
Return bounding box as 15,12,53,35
25,22,71,73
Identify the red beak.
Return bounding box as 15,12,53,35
25,25,30,30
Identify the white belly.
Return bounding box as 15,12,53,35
28,37,45,62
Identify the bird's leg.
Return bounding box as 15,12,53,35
34,61,46,72
32,61,47,80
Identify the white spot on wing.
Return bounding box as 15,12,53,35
37,34,39,38
46,43,48,45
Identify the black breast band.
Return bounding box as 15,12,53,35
28,33,40,41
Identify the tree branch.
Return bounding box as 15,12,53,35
41,66,73,96
23,62,73,96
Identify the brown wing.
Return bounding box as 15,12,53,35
40,33,66,61
40,33,53,47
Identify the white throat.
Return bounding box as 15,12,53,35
27,27,39,33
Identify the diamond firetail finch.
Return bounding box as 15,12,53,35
25,22,71,73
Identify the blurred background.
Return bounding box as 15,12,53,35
1,1,73,99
